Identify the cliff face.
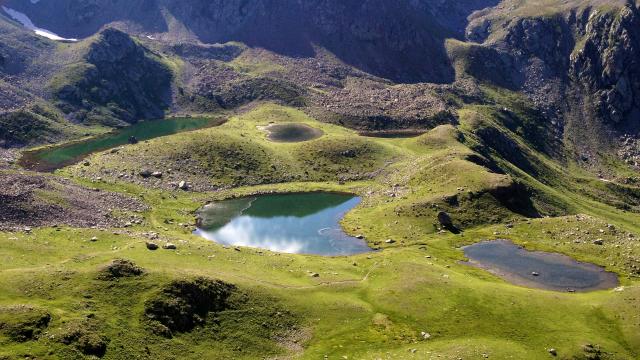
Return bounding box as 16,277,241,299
569,5,640,128
162,0,452,82
5,0,500,83
52,28,172,126
462,1,640,163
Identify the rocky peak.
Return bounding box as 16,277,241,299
86,28,143,65
52,27,172,125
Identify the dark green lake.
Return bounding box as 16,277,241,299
20,117,224,172
463,240,618,292
194,193,372,256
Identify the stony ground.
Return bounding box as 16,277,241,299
0,171,147,231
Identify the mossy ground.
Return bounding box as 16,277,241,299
1,103,639,359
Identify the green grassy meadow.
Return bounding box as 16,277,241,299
1,103,639,359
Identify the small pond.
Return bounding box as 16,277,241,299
20,117,224,172
462,240,618,292
194,192,372,256
358,130,426,138
261,123,323,142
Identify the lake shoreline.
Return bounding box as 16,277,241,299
461,239,619,292
19,117,226,172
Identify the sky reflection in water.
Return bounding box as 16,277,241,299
194,193,372,256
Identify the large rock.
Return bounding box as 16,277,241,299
437,211,454,229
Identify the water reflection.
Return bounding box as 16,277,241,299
194,193,372,256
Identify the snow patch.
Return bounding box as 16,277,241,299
1,6,78,42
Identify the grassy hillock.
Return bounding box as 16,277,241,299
66,104,395,190
0,102,103,148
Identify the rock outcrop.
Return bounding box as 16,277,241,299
52,28,172,126
569,4,640,127
464,1,640,166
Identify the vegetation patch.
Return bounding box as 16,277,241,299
58,318,110,357
144,277,236,337
0,305,50,342
96,259,144,280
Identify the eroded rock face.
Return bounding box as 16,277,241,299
0,306,51,342
569,5,640,126
505,16,573,74
58,319,109,357
465,2,640,164
513,4,640,131
97,259,144,280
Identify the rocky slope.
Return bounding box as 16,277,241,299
51,28,173,126
461,0,640,169
569,3,640,128
4,0,501,83
0,171,147,230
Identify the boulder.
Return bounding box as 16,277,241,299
437,211,453,228
139,169,152,178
